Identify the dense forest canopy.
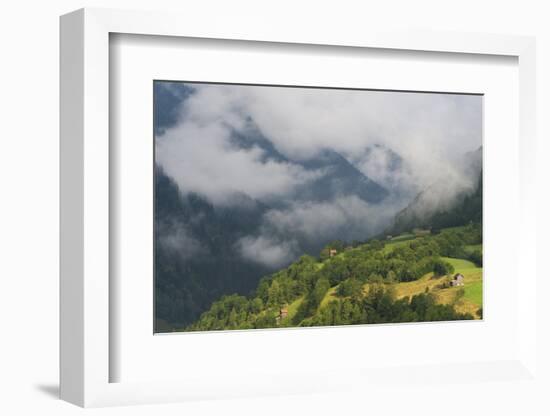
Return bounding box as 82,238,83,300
185,223,482,332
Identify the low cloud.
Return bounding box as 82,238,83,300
157,220,206,260
235,235,298,268
156,121,322,205
346,145,416,196
264,196,396,243
156,84,481,206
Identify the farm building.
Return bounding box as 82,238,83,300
329,249,338,257
450,273,465,287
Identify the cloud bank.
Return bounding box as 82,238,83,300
236,235,298,268
156,220,207,260
157,84,481,202
156,121,322,205
155,82,482,267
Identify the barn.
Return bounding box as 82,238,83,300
450,273,465,287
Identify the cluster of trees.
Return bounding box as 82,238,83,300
303,285,473,327
469,249,482,267
431,223,482,258
187,280,473,332
431,223,483,267
315,228,474,286
185,224,481,332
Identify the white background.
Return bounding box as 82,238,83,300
1,1,549,415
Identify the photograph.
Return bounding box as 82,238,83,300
154,81,483,333
1,0,544,412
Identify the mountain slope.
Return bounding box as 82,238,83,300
297,149,389,204
184,223,481,332
388,147,482,234
347,143,415,200
155,167,272,329
155,138,393,330
229,123,390,205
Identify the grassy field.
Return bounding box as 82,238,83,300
317,256,483,320
356,255,483,319
285,296,304,320
338,233,419,257
382,237,418,254
433,257,482,317
320,286,339,309
389,233,415,242
464,280,483,305
318,232,483,320
391,273,442,298
314,262,325,270
442,257,477,270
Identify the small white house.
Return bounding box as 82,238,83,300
450,273,465,287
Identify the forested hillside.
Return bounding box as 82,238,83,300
183,223,482,332
155,167,272,330
154,140,399,330
389,147,482,235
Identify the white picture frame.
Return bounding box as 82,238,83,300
60,7,538,408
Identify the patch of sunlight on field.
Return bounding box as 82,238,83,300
441,257,477,271
452,297,482,318
434,264,483,318
383,238,418,254
392,273,443,299
286,296,303,319
325,255,483,319
389,233,415,242
362,256,483,319
320,286,339,308
464,280,483,305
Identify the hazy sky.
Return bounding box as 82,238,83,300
155,82,482,267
